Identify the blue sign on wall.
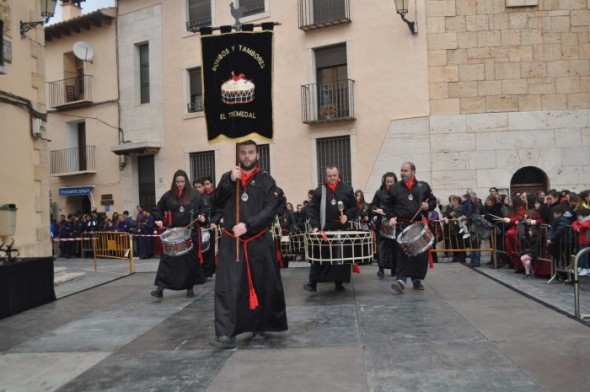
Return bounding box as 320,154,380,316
59,186,94,196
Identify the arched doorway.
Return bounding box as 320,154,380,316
510,166,548,196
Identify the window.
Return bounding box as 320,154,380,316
239,0,265,17
190,151,216,185
257,144,270,174
316,136,351,186
138,43,150,104
313,0,347,25
315,44,350,119
188,67,203,113
187,0,212,31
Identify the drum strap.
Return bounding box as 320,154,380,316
320,185,326,230
223,228,267,310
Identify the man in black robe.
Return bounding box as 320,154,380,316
385,162,437,294
304,166,356,292
209,140,288,349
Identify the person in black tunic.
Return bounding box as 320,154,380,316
209,140,288,349
150,169,207,299
370,172,399,278
201,176,217,278
385,162,437,294
303,166,356,292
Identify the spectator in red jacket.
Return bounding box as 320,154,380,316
572,207,590,277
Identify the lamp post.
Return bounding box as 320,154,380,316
393,0,418,36
20,0,58,38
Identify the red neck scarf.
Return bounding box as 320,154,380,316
404,178,416,193
177,188,183,198
327,180,339,194
357,201,364,210
204,188,214,196
240,167,260,189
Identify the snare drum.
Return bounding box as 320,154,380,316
161,227,193,257
201,228,211,253
304,231,374,265
379,219,397,240
396,222,434,257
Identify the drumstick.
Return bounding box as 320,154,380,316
488,213,504,220
410,206,423,222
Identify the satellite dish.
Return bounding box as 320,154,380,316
73,41,95,63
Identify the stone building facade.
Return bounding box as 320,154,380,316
369,0,590,200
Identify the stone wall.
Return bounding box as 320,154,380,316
426,0,590,115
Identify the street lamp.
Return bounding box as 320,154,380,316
393,0,418,36
20,0,58,38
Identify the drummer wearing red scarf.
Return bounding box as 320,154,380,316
304,166,356,293
209,140,288,349
385,162,437,294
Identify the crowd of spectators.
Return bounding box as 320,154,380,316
53,206,156,259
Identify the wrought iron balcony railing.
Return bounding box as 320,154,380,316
186,16,212,33
299,0,350,31
301,79,355,124
187,96,204,113
48,74,93,109
50,145,96,176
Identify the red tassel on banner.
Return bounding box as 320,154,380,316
352,262,360,273
320,230,328,243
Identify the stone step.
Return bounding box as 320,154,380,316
54,267,67,277
54,272,86,286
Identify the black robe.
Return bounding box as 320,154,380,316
153,190,206,290
307,181,356,283
385,180,437,280
370,188,398,272
213,170,288,337
201,191,216,277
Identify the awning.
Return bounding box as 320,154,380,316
59,185,95,196
111,141,162,156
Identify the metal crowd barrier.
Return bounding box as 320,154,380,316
573,247,590,320
92,231,134,273
432,219,496,263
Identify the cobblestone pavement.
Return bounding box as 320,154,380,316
0,258,588,392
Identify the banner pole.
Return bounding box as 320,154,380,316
235,143,240,262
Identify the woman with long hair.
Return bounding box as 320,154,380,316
354,190,370,230
151,169,208,299
369,172,398,278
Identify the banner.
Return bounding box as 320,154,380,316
201,31,274,143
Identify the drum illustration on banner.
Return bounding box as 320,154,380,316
221,71,255,104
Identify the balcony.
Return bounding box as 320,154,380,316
48,75,93,109
50,146,96,176
186,16,212,33
299,0,350,31
301,79,355,124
